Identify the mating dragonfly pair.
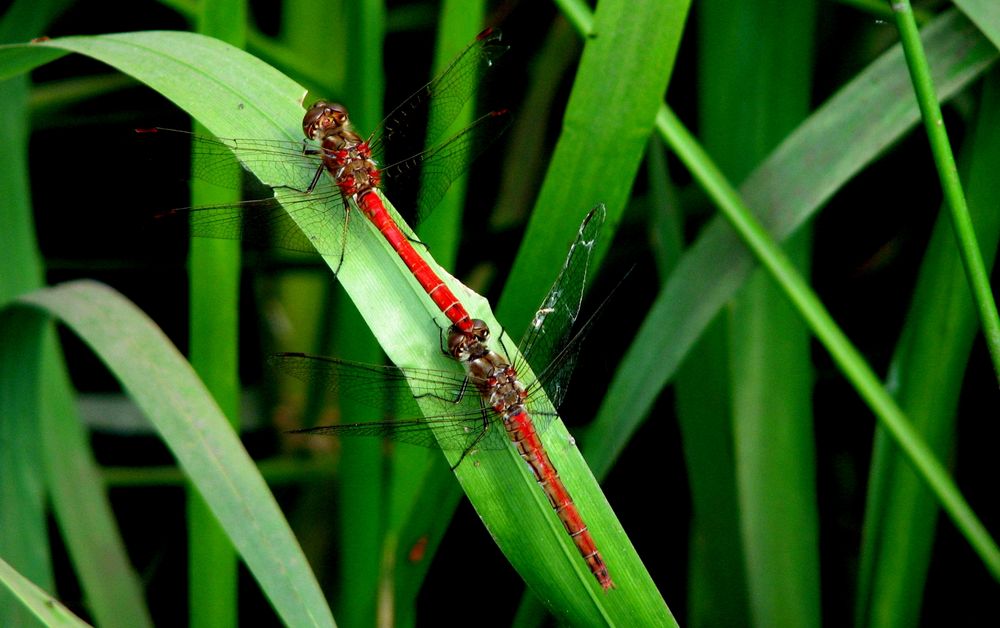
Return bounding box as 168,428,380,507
150,29,614,590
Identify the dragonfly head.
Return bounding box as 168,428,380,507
447,319,491,362
303,101,351,141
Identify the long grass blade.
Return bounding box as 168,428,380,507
186,2,247,626
497,0,690,334
856,66,1000,628
15,280,334,627
891,0,1000,384
1,7,151,623
582,8,996,477
690,2,821,626
0,557,89,627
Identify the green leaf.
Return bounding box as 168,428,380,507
892,0,1000,384
0,556,89,627
957,0,1000,49
13,281,333,627
0,309,52,627
40,328,154,628
2,8,151,624
185,5,248,627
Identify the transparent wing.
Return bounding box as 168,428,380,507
271,353,511,451
141,127,323,190
517,204,606,407
367,28,507,158
381,109,511,222
140,127,345,255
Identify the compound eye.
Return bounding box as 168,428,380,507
471,319,490,340
325,103,348,124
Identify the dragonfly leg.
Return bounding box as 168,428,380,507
407,234,429,251
330,200,350,274
272,164,326,195
436,324,450,357
494,325,513,362
414,375,469,405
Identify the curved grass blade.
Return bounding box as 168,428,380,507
0,556,89,627
13,280,333,627
1,9,151,624
856,67,1000,627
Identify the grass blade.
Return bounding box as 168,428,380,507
583,7,997,478
498,0,691,333
690,2,820,625
186,3,247,626
0,556,89,627
1,9,151,623
891,0,1000,384
15,280,334,627
856,66,1000,628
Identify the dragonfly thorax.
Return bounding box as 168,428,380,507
333,148,380,199
461,350,525,419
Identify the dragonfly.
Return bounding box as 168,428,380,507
142,28,508,334
274,205,614,590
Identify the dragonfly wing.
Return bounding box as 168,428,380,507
517,204,606,405
270,353,457,413
367,28,507,159
289,418,442,447
381,109,512,224
156,196,328,255
141,127,322,190
271,353,510,452
141,128,349,256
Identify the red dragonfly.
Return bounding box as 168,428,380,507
143,28,508,334
275,205,614,590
